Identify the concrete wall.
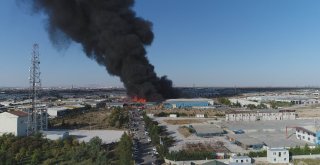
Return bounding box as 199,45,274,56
0,112,18,136
17,116,28,136
230,157,252,164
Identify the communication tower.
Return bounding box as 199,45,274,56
27,44,47,135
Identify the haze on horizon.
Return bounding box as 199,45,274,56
1,0,320,88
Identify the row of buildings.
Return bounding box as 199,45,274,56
225,109,296,121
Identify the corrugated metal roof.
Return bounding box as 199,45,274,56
8,110,28,117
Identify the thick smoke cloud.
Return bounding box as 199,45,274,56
30,0,179,101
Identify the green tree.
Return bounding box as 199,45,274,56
116,133,133,165
218,97,231,106
232,101,242,107
247,104,257,110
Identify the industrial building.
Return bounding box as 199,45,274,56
267,148,289,164
229,156,252,165
295,126,320,145
247,95,320,105
226,134,265,150
229,98,270,108
163,98,214,109
0,111,28,136
196,114,205,118
191,124,225,137
47,107,69,118
225,109,296,121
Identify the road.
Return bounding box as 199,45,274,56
129,110,159,165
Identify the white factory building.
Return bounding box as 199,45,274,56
229,155,252,165
295,126,320,145
229,98,270,108
0,111,28,136
47,107,69,118
246,95,320,105
225,109,296,121
267,148,289,164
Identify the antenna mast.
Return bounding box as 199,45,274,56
28,44,47,135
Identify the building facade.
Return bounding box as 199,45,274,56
229,156,252,164
0,111,28,136
267,148,289,164
295,127,320,144
226,109,296,121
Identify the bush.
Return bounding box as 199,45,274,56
218,97,231,106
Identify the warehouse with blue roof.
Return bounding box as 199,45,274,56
163,98,214,109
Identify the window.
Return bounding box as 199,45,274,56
236,160,238,163
274,158,276,162
241,160,243,163
308,137,310,141
273,152,276,155
284,152,286,155
279,152,282,157
284,158,287,161
246,159,249,162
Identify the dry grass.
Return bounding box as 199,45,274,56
164,119,204,125
50,109,115,130
294,105,320,118
178,126,192,138
293,159,320,165
183,142,229,153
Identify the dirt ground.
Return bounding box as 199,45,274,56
50,109,114,130
293,159,320,165
163,119,205,125
177,126,192,138
294,105,320,118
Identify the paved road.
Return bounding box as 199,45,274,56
129,110,158,165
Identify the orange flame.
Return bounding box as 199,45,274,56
132,96,146,103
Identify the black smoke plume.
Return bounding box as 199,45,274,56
29,0,179,101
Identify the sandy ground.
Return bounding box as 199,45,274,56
295,105,320,118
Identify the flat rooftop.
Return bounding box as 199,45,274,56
221,119,316,147
192,124,224,134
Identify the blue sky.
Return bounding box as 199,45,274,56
1,0,320,87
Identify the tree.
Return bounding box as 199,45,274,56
232,101,242,107
218,97,231,106
116,133,133,165
31,149,41,165
257,103,267,109
247,104,257,110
